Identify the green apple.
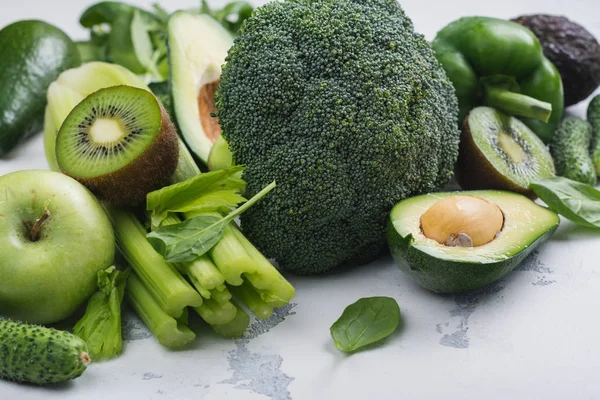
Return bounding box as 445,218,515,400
0,169,115,324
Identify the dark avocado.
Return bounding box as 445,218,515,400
512,14,600,106
0,20,80,156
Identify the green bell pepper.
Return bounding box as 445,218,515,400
432,16,564,143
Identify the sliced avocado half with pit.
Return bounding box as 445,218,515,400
167,11,233,164
387,190,559,293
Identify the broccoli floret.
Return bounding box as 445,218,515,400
215,0,460,274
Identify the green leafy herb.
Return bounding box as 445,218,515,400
146,166,247,229
209,1,254,34
530,176,600,228
73,266,130,361
130,10,160,77
330,296,401,353
147,181,276,262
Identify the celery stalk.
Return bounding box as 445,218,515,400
159,213,230,300
210,285,232,304
211,302,251,338
108,206,202,318
172,139,295,312
212,223,295,307
194,298,237,325
229,282,273,319
127,273,196,349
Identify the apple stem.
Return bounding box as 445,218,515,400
30,207,51,242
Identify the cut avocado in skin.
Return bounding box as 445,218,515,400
168,11,233,164
387,190,559,293
457,107,555,197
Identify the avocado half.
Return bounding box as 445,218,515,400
167,12,233,164
387,190,559,293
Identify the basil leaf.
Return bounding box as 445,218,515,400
147,181,276,262
330,297,401,353
147,215,226,262
146,166,246,229
530,176,600,228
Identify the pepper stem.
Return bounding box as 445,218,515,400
484,87,552,123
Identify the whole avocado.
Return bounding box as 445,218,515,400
512,14,600,106
0,20,80,156
216,0,460,274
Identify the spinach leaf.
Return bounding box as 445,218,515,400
147,181,276,262
146,166,246,229
147,215,226,262
530,176,600,228
330,296,401,353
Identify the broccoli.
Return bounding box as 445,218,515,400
215,0,460,274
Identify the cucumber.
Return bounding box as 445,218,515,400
549,116,596,185
0,20,79,156
0,318,90,385
587,95,600,176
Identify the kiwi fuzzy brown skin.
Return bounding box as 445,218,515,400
456,111,546,199
456,107,555,199
512,14,600,106
60,100,179,206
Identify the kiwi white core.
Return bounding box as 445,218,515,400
89,119,125,144
497,133,526,164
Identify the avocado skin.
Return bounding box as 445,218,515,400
0,318,89,385
512,14,600,106
387,221,557,293
0,20,80,156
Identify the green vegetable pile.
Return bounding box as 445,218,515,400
2,0,600,388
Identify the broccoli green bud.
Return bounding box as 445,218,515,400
216,0,460,274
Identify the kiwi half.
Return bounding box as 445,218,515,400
457,107,555,197
55,85,179,206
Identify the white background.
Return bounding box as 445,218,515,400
1,1,600,399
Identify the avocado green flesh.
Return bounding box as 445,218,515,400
388,190,559,293
168,12,233,164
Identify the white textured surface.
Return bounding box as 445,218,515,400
1,1,600,399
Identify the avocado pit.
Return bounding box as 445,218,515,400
197,80,221,143
420,195,504,247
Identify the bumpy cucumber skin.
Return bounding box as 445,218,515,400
587,95,600,176
549,116,596,185
0,318,89,385
0,20,79,155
